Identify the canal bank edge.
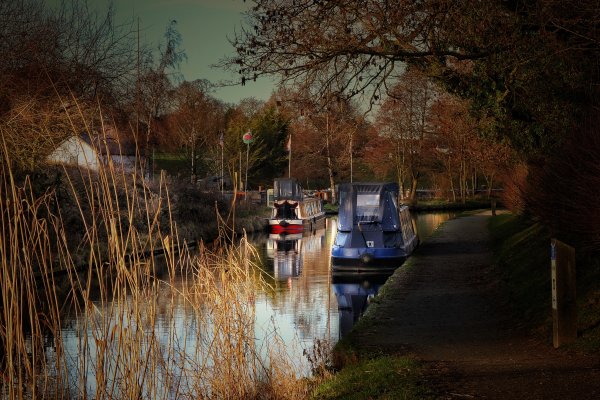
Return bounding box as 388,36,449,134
311,227,446,400
313,212,600,399
311,240,444,399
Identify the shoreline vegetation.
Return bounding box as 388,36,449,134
5,150,598,400
311,212,600,399
0,145,538,400
0,152,312,399
0,147,508,399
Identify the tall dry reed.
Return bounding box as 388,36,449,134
0,110,309,399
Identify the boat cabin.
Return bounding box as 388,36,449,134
332,182,418,268
273,178,303,201
269,178,325,233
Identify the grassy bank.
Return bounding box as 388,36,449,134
410,198,497,211
311,356,428,400
489,214,600,350
312,259,432,400
314,213,600,399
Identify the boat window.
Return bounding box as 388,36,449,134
339,190,347,208
334,232,349,247
390,192,398,210
356,194,380,219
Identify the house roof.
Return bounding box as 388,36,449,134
80,129,137,156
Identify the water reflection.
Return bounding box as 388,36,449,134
252,221,338,362
328,211,458,337
31,211,456,395
266,233,304,279
264,229,328,281
413,211,457,240
332,271,393,338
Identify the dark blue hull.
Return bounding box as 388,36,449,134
331,247,408,271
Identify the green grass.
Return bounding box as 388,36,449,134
323,203,339,213
411,198,495,211
489,214,551,327
489,214,600,351
311,356,431,400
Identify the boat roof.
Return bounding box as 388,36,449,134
338,182,399,195
273,178,304,201
337,182,401,231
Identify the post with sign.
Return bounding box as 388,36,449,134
550,238,577,348
242,130,254,200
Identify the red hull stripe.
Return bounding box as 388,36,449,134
270,224,303,234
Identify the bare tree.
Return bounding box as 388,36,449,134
221,1,515,105
376,70,436,200
137,20,186,178
0,0,137,170
277,89,369,200
167,80,225,180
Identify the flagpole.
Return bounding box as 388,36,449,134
241,130,253,200
245,142,249,201
220,137,224,194
288,133,292,178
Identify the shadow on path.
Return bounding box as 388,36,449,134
347,212,600,399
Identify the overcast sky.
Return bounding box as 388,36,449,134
96,0,275,104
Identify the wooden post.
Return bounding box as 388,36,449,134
491,198,497,216
550,239,577,348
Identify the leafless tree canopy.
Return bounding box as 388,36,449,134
0,0,137,106
224,0,600,154
222,0,517,103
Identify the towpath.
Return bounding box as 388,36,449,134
346,212,600,399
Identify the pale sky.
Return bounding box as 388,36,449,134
96,0,276,104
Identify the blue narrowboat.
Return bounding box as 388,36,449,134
331,182,418,271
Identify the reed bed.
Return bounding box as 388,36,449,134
0,128,310,398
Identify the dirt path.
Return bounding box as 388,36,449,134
348,212,600,399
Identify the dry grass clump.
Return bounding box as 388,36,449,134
0,126,309,399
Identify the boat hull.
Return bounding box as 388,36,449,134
269,219,303,234
331,247,408,271
268,213,325,234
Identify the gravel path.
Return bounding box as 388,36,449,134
348,212,600,399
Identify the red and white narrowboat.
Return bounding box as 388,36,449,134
268,178,326,234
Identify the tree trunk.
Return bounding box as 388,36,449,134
145,113,152,180
449,163,456,202
191,145,195,182
409,175,418,202
485,173,495,199
325,113,336,204
460,158,467,204
472,167,477,197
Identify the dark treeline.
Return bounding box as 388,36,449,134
4,0,600,250
223,0,600,252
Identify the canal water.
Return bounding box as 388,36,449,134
45,211,456,396
248,211,457,364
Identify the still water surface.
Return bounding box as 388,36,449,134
249,211,457,356
51,211,456,394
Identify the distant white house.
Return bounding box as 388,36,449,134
47,131,138,173
47,133,102,171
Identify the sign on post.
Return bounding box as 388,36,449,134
242,130,254,144
550,238,577,348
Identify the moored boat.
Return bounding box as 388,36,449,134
331,182,418,271
268,178,326,234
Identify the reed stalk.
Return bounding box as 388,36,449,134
0,106,309,399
